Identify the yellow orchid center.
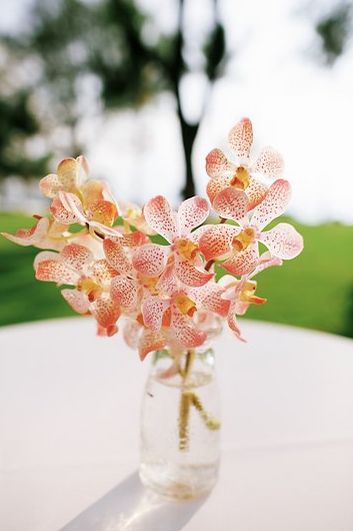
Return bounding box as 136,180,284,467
176,238,199,260
140,274,159,294
230,166,250,189
232,227,256,252
240,280,267,305
175,294,197,317
78,277,101,302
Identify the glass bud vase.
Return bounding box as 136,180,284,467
139,346,221,500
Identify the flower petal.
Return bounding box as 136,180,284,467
213,187,249,221
88,259,118,285
206,175,232,204
61,288,90,314
50,194,83,225
254,146,284,180
132,244,168,277
103,237,131,275
57,191,87,223
35,257,80,285
227,299,245,340
222,245,259,276
57,156,88,191
250,179,291,230
142,296,170,331
246,178,268,211
228,117,253,161
177,196,209,236
189,283,230,317
138,328,167,361
143,195,177,243
249,251,283,278
87,200,118,227
156,260,177,296
111,275,139,311
198,224,240,260
259,223,304,259
61,243,93,273
171,307,207,348
39,173,63,198
123,320,141,349
90,294,120,328
206,148,235,179
175,257,213,287
1,217,50,247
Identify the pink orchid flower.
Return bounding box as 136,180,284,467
140,271,230,355
1,216,69,251
41,156,119,235
199,179,303,276
206,117,284,211
220,252,282,338
34,242,122,336
141,195,213,287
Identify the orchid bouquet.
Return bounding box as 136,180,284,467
2,118,303,362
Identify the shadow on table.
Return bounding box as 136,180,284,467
60,471,207,531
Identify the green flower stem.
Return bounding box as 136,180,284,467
178,350,220,452
178,349,195,451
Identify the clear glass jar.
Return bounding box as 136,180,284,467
139,346,221,499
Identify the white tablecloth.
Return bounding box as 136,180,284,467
1,318,353,531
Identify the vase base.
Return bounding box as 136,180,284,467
139,461,219,500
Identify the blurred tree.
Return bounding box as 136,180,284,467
0,45,50,180
315,2,352,65
2,0,226,198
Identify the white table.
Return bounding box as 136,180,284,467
1,318,353,531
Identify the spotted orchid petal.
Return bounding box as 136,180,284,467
189,283,230,317
57,156,89,191
86,200,118,227
222,244,259,276
206,175,233,204
198,224,240,261
103,238,131,275
156,260,177,296
58,191,87,223
122,231,149,248
248,252,283,278
175,257,213,287
111,275,139,311
144,195,178,243
206,148,235,179
1,217,50,247
35,254,80,285
123,320,141,349
246,178,269,211
60,243,93,273
259,223,304,259
228,118,253,161
250,179,291,230
50,193,85,225
227,299,245,341
88,259,118,286
138,328,167,361
177,197,209,236
61,288,90,314
142,296,170,332
90,294,120,330
171,307,207,348
213,187,249,221
132,244,168,277
39,173,62,199
254,146,284,180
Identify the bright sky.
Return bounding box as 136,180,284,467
2,0,353,224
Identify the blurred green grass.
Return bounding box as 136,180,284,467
0,212,353,335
